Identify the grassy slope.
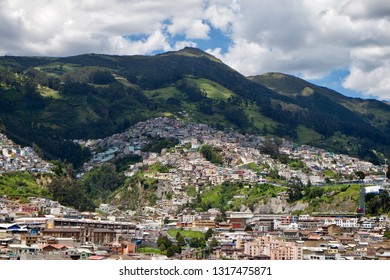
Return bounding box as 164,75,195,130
167,229,204,239
303,184,360,214
0,172,44,198
190,77,234,100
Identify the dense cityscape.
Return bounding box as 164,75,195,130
1,117,389,260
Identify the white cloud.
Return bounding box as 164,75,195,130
341,0,390,20
204,0,240,32
167,18,210,39
0,0,390,99
208,0,390,99
343,65,390,100
0,0,208,55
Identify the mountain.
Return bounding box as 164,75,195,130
249,73,390,163
0,47,389,167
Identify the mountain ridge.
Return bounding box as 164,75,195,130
0,48,389,167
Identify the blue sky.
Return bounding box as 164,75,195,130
307,70,363,99
1,0,390,101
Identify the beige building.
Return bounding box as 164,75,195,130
242,235,303,260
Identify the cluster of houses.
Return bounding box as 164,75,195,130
0,133,53,174
1,117,389,260
0,195,389,260
279,143,386,184
79,117,387,188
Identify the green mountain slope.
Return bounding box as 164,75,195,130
250,73,390,163
0,48,389,168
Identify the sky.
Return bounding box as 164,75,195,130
1,0,390,101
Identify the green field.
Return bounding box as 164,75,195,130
144,86,179,100
190,78,235,100
37,85,62,99
137,247,163,254
167,229,204,239
296,125,322,144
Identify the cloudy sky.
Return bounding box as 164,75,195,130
1,0,390,100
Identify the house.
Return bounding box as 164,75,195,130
376,251,390,260
110,241,135,255
322,224,341,235
0,237,22,246
228,218,246,230
7,244,39,255
39,244,69,252
302,233,324,247
337,236,357,245
354,231,370,241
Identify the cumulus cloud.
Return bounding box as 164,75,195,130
0,0,390,99
0,0,209,55
343,65,390,100
167,18,210,39
341,0,390,20
208,0,390,99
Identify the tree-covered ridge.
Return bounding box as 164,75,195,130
0,47,390,169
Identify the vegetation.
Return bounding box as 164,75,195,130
189,237,206,248
113,154,142,172
80,163,126,202
0,172,45,198
365,190,390,215
46,177,96,212
385,230,390,240
142,137,179,154
167,229,204,239
188,182,285,212
137,247,163,255
302,184,361,214
200,144,223,165
156,236,181,257
1,48,389,171
1,48,390,216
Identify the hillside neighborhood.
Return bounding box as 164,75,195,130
0,134,53,174
0,117,389,260
81,117,387,186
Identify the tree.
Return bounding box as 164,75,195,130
90,71,115,85
190,237,200,248
385,227,390,240
205,228,213,241
244,225,253,231
157,236,172,251
81,163,125,201
177,234,186,247
166,245,181,257
208,237,219,249
200,145,223,165
46,177,96,211
260,139,280,159
355,171,366,182
189,237,206,248
287,177,304,202
214,214,224,223
386,165,390,181
163,217,171,225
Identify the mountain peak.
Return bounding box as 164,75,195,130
159,47,222,63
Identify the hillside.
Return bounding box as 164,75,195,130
0,48,390,168
250,72,390,163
